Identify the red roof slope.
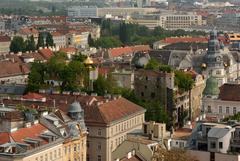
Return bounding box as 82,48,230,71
0,61,30,78
219,84,240,101
98,97,145,123
0,35,11,42
11,124,47,143
22,92,45,100
38,49,53,60
0,132,11,144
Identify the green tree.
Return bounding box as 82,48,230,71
144,101,169,126
25,35,36,52
145,58,160,70
46,32,54,47
94,37,122,48
93,75,109,95
88,34,95,47
27,62,46,92
37,33,45,49
101,19,112,36
72,53,87,62
175,70,194,92
10,36,26,53
119,22,129,44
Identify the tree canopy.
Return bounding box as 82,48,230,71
10,36,26,53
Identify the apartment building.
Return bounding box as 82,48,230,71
0,101,87,161
111,69,134,89
203,80,240,118
159,13,204,30
112,121,169,161
51,31,66,49
0,61,30,85
66,31,89,48
2,92,146,161
187,121,240,161
67,6,158,18
0,35,11,54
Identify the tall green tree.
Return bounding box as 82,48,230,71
27,62,46,92
37,33,45,49
25,35,36,52
88,34,95,47
10,36,26,53
46,32,54,47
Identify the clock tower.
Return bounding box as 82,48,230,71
202,30,227,86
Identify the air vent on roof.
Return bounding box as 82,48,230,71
24,122,31,128
62,91,71,95
73,92,80,96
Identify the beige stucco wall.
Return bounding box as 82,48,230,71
87,113,145,161
203,97,240,116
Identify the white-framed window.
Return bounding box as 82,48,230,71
233,107,237,114
226,107,230,114
219,106,222,114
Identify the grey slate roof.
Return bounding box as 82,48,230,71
208,127,230,139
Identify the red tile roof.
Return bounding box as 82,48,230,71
97,97,145,123
11,124,47,144
219,83,240,101
19,27,38,35
22,92,45,100
0,124,48,146
60,47,77,53
162,37,208,44
0,35,11,42
51,31,64,37
0,61,30,78
0,132,11,144
98,67,111,75
109,45,150,58
38,48,53,60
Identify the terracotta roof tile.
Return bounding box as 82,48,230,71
0,132,11,144
11,124,47,144
0,61,30,78
38,49,53,60
19,27,38,35
51,31,64,37
60,47,77,53
98,97,145,123
162,37,208,44
0,35,11,42
219,83,240,101
22,92,45,100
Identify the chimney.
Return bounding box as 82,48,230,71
11,58,15,63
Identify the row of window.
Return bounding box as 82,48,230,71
207,105,238,114
87,154,101,161
64,141,85,154
35,148,61,161
111,115,144,136
210,141,223,149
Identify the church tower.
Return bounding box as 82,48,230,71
202,30,227,86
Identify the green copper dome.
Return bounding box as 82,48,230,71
203,77,220,96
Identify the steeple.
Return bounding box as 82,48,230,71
204,30,224,68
